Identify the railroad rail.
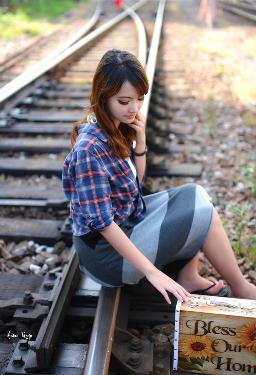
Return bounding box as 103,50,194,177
219,0,256,22
0,2,101,89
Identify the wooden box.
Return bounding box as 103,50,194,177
173,295,256,375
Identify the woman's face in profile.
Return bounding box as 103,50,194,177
107,80,144,128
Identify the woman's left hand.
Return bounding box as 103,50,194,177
127,111,146,145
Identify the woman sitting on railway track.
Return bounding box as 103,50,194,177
62,49,256,304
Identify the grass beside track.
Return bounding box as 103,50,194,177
0,0,87,39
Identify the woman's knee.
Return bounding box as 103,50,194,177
210,208,223,230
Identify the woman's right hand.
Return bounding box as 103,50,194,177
145,267,191,304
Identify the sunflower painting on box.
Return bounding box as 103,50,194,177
175,296,256,374
236,323,256,352
178,335,214,371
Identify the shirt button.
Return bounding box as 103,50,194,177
89,223,96,230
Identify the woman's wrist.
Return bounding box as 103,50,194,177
135,134,146,146
143,262,157,277
133,145,148,156
134,138,147,155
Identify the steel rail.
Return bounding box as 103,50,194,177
83,287,121,375
219,0,256,11
0,1,102,77
29,0,102,71
230,2,256,11
121,1,147,67
141,0,166,121
218,0,256,21
0,0,148,107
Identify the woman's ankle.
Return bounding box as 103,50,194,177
176,272,197,285
177,274,224,293
231,281,256,299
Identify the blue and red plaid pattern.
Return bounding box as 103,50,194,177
62,121,146,236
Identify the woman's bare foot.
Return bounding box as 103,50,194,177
177,274,225,295
231,281,256,300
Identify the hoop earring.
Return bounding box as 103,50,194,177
87,113,97,123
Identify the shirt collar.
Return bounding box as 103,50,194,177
78,121,108,143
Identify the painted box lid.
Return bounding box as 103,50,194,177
173,295,256,374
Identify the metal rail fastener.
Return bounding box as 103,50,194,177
25,249,80,371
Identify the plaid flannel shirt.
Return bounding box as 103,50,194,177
62,121,146,236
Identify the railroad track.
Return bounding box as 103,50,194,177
0,0,223,374
0,2,101,89
0,1,180,374
218,0,256,22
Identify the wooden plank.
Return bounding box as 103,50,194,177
0,122,71,134
0,182,65,200
0,158,203,177
1,139,200,155
0,217,63,244
0,138,69,153
35,89,90,99
147,163,202,177
0,273,44,299
169,144,201,153
0,157,62,176
0,181,66,207
10,109,82,122
21,98,87,109
0,199,66,207
41,81,90,88
41,83,91,91
147,141,201,154
149,122,194,135
169,124,194,135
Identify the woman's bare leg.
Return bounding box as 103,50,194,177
202,208,256,299
177,252,225,294
177,208,256,299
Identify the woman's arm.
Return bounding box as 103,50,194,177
134,140,146,184
100,221,190,304
128,112,147,185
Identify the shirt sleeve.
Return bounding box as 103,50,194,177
74,149,113,232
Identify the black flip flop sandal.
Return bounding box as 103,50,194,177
192,281,230,297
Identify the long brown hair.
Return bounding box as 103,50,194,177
71,49,149,158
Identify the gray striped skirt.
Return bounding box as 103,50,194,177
73,183,213,287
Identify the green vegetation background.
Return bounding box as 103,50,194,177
0,0,83,39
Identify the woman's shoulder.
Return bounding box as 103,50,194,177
74,123,99,154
